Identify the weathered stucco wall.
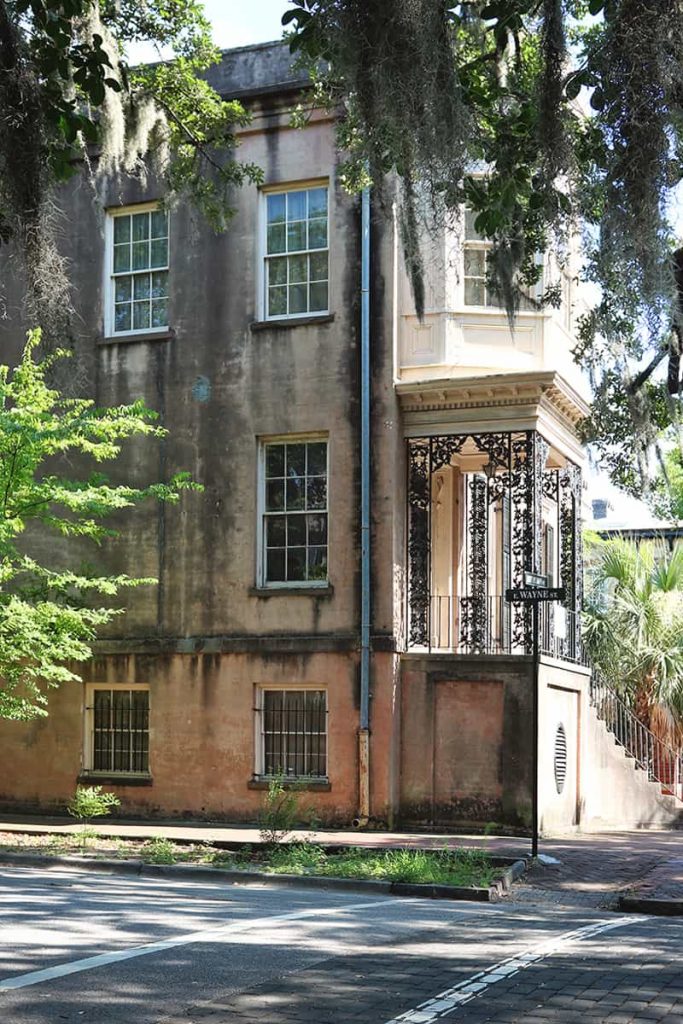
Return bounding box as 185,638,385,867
0,650,399,823
0,43,405,823
398,655,534,827
0,62,403,646
538,661,683,833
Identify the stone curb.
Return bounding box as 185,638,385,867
0,851,528,903
617,894,683,916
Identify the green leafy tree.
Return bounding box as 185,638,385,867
284,1,683,494
5,0,683,493
583,538,683,741
0,0,262,334
0,331,199,720
649,447,683,523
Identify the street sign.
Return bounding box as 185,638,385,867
506,587,566,602
523,571,549,588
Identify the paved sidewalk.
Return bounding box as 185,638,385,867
0,815,527,852
617,854,683,914
0,815,681,910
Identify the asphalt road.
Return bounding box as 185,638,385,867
0,865,681,1023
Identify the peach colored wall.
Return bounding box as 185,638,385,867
0,651,398,825
399,656,534,827
433,680,504,806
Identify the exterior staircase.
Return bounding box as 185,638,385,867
584,673,683,829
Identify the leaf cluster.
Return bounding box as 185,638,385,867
67,783,120,822
0,331,201,720
284,0,683,492
584,538,683,727
0,0,263,333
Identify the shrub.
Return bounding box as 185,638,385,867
258,773,302,846
66,785,120,848
142,837,177,865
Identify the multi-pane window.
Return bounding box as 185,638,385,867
264,186,328,318
262,439,328,585
463,208,535,310
86,688,149,774
109,207,169,334
257,689,327,778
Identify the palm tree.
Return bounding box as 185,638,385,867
583,538,683,743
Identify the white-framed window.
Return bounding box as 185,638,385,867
254,687,328,779
105,204,169,337
83,684,150,774
258,437,328,586
262,184,329,319
463,208,535,311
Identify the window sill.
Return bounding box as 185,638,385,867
78,772,153,787
248,777,331,792
248,584,334,598
98,329,175,346
250,314,335,332
460,306,543,317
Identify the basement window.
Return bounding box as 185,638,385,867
84,685,150,775
255,688,328,779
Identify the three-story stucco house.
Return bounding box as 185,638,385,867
1,41,680,832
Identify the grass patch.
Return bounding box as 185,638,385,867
0,833,498,888
263,844,496,887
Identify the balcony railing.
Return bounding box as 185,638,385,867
590,673,683,801
415,594,586,664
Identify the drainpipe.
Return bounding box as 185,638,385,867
356,183,371,828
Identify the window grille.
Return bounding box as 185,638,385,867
87,689,149,774
256,689,327,778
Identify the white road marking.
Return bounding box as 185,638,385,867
384,916,642,1023
0,897,390,992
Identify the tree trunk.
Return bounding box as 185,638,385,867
634,668,657,731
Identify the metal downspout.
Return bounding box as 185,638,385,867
356,184,371,827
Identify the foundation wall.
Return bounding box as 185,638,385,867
0,651,398,825
398,655,534,827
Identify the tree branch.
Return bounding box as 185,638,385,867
150,93,226,175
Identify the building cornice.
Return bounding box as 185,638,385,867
396,371,590,433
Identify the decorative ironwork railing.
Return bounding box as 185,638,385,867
422,593,586,664
589,673,683,802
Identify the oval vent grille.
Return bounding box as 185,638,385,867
554,724,568,794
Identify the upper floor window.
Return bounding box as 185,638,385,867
463,208,535,311
259,438,328,586
264,185,329,319
106,205,169,336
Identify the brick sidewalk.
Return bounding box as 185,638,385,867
0,815,528,854
513,832,683,909
617,855,683,913
633,856,683,900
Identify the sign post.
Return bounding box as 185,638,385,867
505,583,566,859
